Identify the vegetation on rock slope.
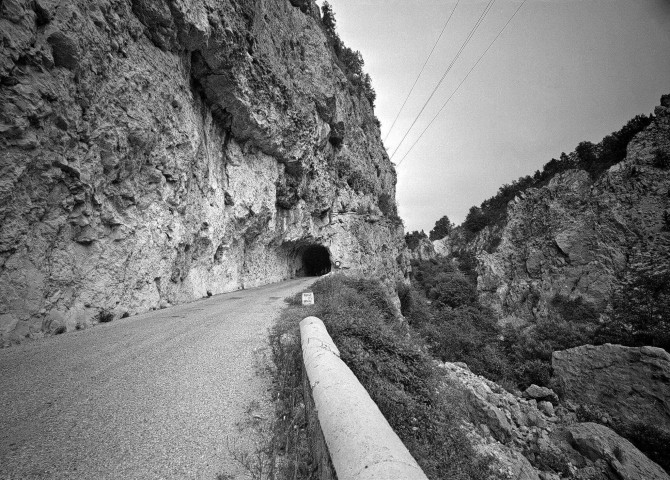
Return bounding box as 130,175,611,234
403,98,670,470
321,2,377,108
459,114,653,240
270,275,492,480
403,256,670,472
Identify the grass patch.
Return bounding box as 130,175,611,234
268,274,492,480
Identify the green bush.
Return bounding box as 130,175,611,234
377,192,397,217
653,150,670,169
427,272,477,309
405,230,427,250
463,206,489,235
97,310,114,323
595,266,670,350
320,2,376,106
409,258,605,389
429,215,453,241
346,169,375,194
453,250,478,282
514,359,552,389
549,294,599,324
411,258,477,309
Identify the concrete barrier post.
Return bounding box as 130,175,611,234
300,316,429,480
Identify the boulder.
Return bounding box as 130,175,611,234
552,344,670,433
537,401,554,417
523,385,559,405
566,422,670,480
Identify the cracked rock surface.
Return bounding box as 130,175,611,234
440,95,670,324
0,0,406,344
440,361,669,480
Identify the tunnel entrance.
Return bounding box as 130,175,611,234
302,245,332,276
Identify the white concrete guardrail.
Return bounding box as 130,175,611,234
300,316,429,480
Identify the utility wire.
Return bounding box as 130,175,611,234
389,0,497,160
383,0,461,143
397,0,528,167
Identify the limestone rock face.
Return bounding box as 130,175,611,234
440,361,669,480
566,422,669,480
407,236,436,262
468,97,670,321
552,344,670,434
0,0,405,344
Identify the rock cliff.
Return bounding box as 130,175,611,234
453,95,670,323
0,0,405,343
552,344,670,435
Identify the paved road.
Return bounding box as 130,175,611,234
0,278,315,480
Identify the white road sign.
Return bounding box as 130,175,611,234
302,292,314,305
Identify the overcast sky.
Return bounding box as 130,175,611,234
317,0,670,232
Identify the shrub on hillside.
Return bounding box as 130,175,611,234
404,230,427,250
595,266,670,350
97,310,114,323
408,259,603,389
346,169,375,194
430,306,508,370
653,149,670,169
463,206,489,236
456,113,652,237
411,257,477,309
429,215,453,241
377,192,397,217
427,272,477,309
453,250,478,281
320,2,376,107
398,282,434,328
549,294,599,324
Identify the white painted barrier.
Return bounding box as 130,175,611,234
300,316,429,480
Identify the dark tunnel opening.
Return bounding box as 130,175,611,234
302,245,332,276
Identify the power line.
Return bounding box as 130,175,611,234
389,0,497,160
383,0,461,143
396,0,528,167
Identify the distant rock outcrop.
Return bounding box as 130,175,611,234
457,95,670,323
0,0,405,344
407,235,436,262
552,344,670,434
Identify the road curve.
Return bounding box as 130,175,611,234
0,278,316,480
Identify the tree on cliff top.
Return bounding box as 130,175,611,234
320,1,377,107
321,1,336,35
429,215,454,241
405,230,427,250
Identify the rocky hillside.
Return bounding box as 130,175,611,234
0,0,405,344
441,353,670,480
440,95,670,325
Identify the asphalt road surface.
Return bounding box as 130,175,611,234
0,278,315,480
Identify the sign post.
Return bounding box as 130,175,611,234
302,292,314,306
